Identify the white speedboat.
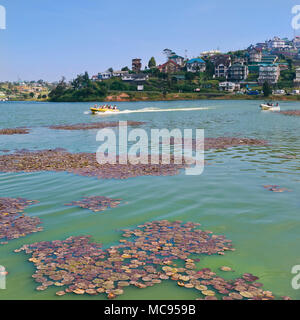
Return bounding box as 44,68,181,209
260,103,280,111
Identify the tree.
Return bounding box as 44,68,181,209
108,68,114,73
48,76,67,100
203,59,215,80
263,81,272,97
148,57,156,69
71,72,91,90
29,92,35,98
121,66,129,71
286,58,293,70
185,72,196,81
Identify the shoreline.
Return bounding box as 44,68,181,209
4,92,300,103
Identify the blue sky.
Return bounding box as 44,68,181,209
0,0,299,81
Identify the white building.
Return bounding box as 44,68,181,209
201,50,221,58
273,89,285,95
267,37,287,49
112,70,129,77
249,48,262,63
122,74,149,82
294,67,300,87
168,55,185,67
186,58,206,73
293,36,300,49
258,65,280,84
219,82,240,92
98,71,112,80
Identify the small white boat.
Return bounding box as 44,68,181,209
260,103,280,111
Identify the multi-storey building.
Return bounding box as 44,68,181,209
157,60,181,73
132,58,142,72
267,37,287,49
186,58,206,72
168,55,185,67
249,48,262,63
228,63,249,82
294,68,300,87
258,64,280,84
213,55,232,79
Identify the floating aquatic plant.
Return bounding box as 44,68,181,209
164,137,268,150
16,220,290,300
279,110,300,117
0,128,29,135
48,121,145,131
0,197,42,245
0,149,187,179
263,185,291,193
65,196,122,213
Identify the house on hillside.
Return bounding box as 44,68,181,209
228,63,249,82
121,74,149,82
201,50,221,59
157,60,181,73
249,48,262,63
267,37,288,50
186,58,206,72
112,70,129,77
294,67,300,87
213,55,232,78
219,82,240,92
97,71,113,80
258,64,280,84
168,54,185,67
261,54,278,64
132,58,142,72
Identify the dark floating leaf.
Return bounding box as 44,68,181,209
162,137,268,150
0,150,187,179
0,197,42,244
65,196,122,213
279,110,300,117
263,185,291,193
0,128,30,135
17,220,290,300
48,121,145,131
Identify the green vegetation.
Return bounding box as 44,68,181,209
49,73,107,102
263,81,272,97
148,57,156,69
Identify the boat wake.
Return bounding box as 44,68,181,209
86,106,213,115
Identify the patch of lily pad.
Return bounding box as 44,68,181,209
0,128,29,135
0,149,187,179
16,220,290,300
279,110,300,117
48,121,145,131
164,137,268,150
0,197,42,245
263,185,291,193
65,196,122,213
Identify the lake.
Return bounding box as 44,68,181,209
0,99,299,300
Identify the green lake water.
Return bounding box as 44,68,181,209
0,99,299,300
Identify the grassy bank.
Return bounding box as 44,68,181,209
103,91,300,102
8,91,300,103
